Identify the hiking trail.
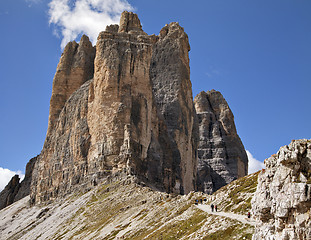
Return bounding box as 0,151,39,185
196,204,260,226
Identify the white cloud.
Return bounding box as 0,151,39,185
0,167,25,192
246,150,265,174
48,0,134,48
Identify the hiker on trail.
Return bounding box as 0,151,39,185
248,212,251,218
215,205,217,212
211,204,214,212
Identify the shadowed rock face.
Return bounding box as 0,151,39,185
30,11,197,204
150,22,197,194
194,90,248,194
252,139,311,240
0,175,20,210
0,156,37,210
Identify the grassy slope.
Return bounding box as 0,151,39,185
206,171,260,215
0,172,260,240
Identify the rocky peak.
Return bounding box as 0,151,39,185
46,35,95,136
0,175,20,210
118,11,146,34
30,12,197,204
0,12,248,207
194,90,248,194
252,139,311,240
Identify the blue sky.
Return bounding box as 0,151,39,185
0,0,310,189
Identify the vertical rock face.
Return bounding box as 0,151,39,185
150,22,197,194
31,81,92,203
47,35,95,135
194,90,248,193
252,139,311,240
13,156,37,201
30,11,197,204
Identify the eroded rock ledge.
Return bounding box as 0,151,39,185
252,139,311,240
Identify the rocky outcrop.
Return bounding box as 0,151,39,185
30,11,197,204
14,156,37,202
47,35,95,135
252,139,311,240
0,175,20,210
194,90,248,194
0,156,37,210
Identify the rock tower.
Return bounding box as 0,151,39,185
30,11,197,204
194,90,248,193
0,12,249,208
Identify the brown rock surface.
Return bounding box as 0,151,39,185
47,35,95,135
194,90,248,194
30,12,197,204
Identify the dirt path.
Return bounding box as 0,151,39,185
195,204,259,226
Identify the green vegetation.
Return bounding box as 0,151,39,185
216,171,260,214
144,210,207,240
48,175,259,239
203,224,253,240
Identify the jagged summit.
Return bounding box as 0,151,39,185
29,11,198,204
118,11,145,34
1,12,247,208
194,90,248,193
47,34,95,136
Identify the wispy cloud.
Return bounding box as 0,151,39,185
48,0,133,49
246,150,265,174
205,65,221,78
26,0,42,3
0,167,25,191
25,0,43,7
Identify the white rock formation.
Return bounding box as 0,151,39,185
252,139,311,240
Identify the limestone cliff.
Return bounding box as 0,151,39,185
252,139,311,240
47,35,95,136
194,90,248,194
30,11,197,204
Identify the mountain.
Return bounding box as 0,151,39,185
0,139,309,239
0,171,258,239
194,90,248,194
0,11,248,209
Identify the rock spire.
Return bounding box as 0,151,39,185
30,11,197,204
1,12,248,207
194,90,248,193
